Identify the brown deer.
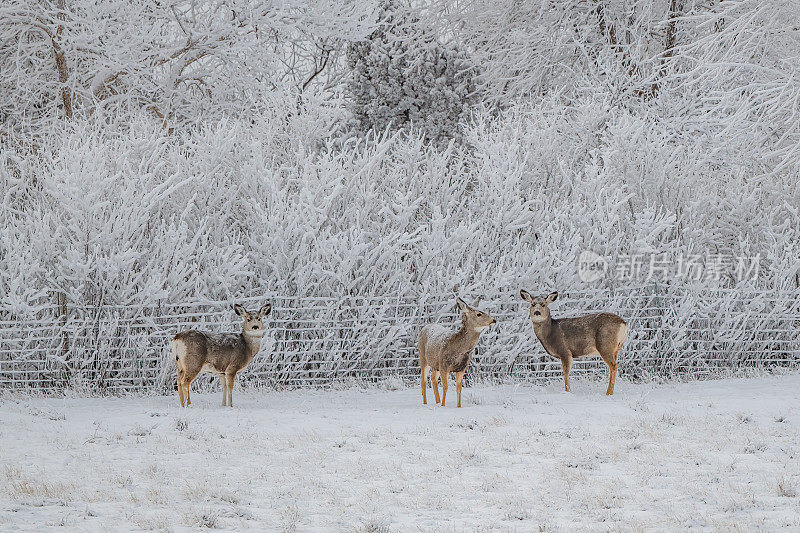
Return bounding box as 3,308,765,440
172,302,271,407
418,297,496,407
520,290,627,395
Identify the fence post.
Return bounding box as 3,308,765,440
57,292,68,358
56,290,70,387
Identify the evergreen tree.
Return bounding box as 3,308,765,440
346,2,477,146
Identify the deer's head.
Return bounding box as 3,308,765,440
520,290,557,324
456,297,496,332
233,302,272,337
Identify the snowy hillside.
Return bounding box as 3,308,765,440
2,375,800,530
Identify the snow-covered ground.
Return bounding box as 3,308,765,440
2,375,799,531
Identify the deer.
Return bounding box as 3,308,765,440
520,290,627,395
172,302,271,407
418,297,496,408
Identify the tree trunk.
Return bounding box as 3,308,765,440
53,0,72,118
654,0,685,95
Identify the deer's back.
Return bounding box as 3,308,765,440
419,324,474,372
556,313,626,357
419,324,452,366
173,330,248,373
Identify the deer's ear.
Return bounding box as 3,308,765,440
545,291,558,304
233,303,247,317
258,302,272,318
520,289,534,303
456,297,469,312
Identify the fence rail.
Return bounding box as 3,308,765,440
1,285,799,393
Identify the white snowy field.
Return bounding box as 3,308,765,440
2,375,800,531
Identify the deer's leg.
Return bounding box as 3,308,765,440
220,374,228,406
607,360,617,396
185,375,194,406
561,356,572,392
455,371,465,408
603,348,620,396
431,370,440,404
177,369,186,407
421,366,428,405
440,371,450,406
225,373,236,407
182,369,200,406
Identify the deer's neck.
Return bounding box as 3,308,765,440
532,317,557,342
241,331,264,359
532,317,560,355
452,318,482,351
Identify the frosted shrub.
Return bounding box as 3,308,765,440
2,99,797,312
1,104,798,391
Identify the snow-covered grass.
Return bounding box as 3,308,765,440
2,375,800,531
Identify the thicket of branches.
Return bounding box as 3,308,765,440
1,0,798,313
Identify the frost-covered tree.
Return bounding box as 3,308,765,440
0,0,377,141
345,1,477,146
666,0,800,177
